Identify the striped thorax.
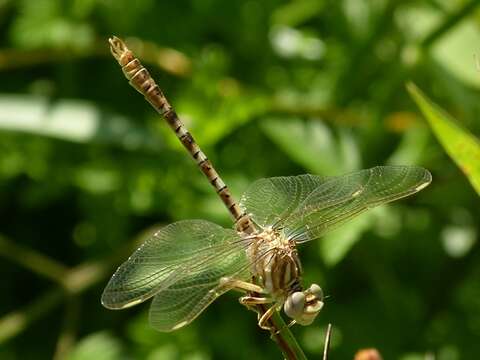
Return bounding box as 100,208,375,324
248,227,302,297
247,227,324,326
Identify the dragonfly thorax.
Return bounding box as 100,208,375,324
248,227,302,298
245,226,324,327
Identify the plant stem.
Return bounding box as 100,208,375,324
108,35,308,360
322,323,332,360
0,229,143,343
268,309,308,360
0,234,68,284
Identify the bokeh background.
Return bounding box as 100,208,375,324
1,0,480,359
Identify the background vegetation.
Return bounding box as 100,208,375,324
1,0,480,359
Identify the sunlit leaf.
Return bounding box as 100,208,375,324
320,212,374,266
10,0,94,50
261,117,360,175
387,125,430,165
407,82,480,195
431,19,480,88
0,95,162,151
272,0,325,27
178,93,268,146
147,345,179,360
68,332,123,360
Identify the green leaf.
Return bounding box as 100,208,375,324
431,19,480,89
68,332,124,360
272,0,325,27
0,95,162,151
407,82,480,195
320,212,373,266
387,125,430,165
10,0,95,50
261,117,360,175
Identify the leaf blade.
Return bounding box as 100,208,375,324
407,82,480,195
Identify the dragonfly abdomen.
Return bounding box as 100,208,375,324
109,37,254,232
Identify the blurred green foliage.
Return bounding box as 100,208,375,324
0,0,479,359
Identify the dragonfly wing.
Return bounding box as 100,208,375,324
149,245,252,332
239,174,327,228
283,166,432,242
101,220,248,310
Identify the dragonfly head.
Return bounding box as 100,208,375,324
283,283,324,326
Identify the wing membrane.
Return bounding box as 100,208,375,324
240,174,327,228
149,244,252,331
241,166,431,243
285,166,431,242
101,220,249,310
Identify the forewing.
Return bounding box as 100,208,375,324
101,220,248,310
239,174,327,228
149,243,251,332
283,166,432,242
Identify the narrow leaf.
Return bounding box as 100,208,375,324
407,82,480,195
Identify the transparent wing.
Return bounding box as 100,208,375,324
149,244,253,332
284,166,431,242
239,174,327,228
101,220,250,310
241,166,431,243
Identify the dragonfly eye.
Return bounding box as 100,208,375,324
306,283,323,302
284,284,325,326
284,292,305,319
295,299,324,326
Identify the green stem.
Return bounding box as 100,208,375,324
268,310,307,360
0,234,68,284
0,231,141,343
0,288,64,343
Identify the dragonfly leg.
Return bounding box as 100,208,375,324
273,319,296,335
257,305,278,331
239,295,273,305
219,277,264,293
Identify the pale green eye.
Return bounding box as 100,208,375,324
308,284,323,300
284,292,306,319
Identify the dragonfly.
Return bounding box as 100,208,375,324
102,37,432,332
102,165,431,331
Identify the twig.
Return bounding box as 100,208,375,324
0,288,64,343
0,38,191,77
108,35,307,360
0,229,143,343
53,296,80,360
323,323,333,360
0,234,68,284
